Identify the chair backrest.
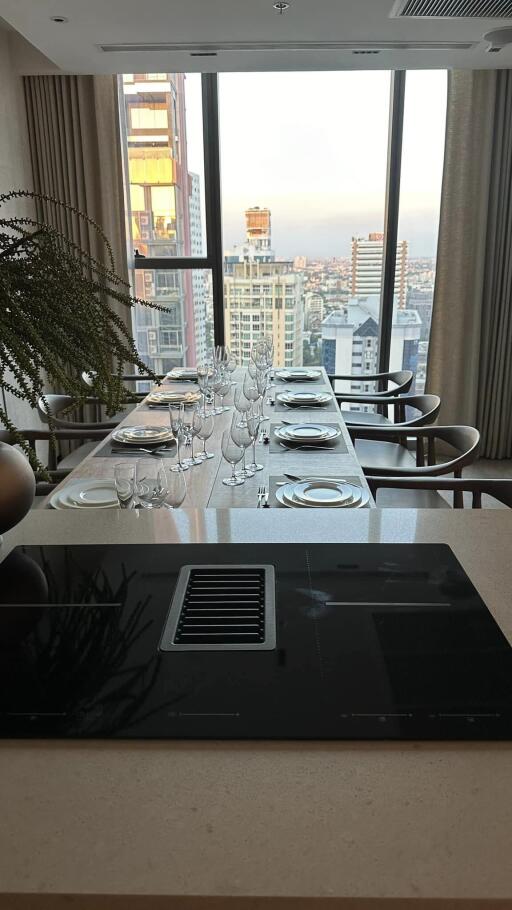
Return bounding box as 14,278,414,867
37,395,76,427
342,393,440,427
367,476,512,509
352,424,480,480
329,370,413,396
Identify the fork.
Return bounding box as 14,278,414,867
278,442,337,451
111,445,174,456
257,485,266,508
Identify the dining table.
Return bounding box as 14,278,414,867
47,366,374,510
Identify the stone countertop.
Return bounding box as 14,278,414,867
2,509,512,908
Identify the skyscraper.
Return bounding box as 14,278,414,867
122,73,206,373
351,233,408,308
224,209,304,367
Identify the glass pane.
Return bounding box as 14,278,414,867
130,268,212,383
395,71,447,394
219,72,390,383
120,73,206,259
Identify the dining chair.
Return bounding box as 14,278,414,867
349,425,480,508
36,398,113,470
0,427,108,492
368,476,512,510
340,393,440,428
328,369,413,398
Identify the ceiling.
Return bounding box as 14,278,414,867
3,0,512,73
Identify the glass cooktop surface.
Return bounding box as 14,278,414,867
1,542,511,740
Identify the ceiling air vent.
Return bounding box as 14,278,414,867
392,0,512,16
160,565,276,651
99,40,475,52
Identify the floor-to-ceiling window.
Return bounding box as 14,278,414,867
119,70,447,386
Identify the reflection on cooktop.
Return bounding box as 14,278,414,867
0,542,511,740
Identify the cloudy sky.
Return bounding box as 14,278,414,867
186,70,447,259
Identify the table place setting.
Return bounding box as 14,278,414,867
267,474,370,509
270,421,348,454
164,367,199,382
94,425,177,459
274,368,323,383
275,389,336,411
49,479,119,510
145,389,201,409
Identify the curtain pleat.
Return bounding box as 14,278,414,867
23,74,131,329
477,71,512,458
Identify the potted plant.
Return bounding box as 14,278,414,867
0,189,163,527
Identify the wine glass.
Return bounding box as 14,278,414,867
197,362,210,416
221,429,245,487
246,406,263,473
243,370,260,407
114,463,136,509
182,405,204,467
136,459,169,509
164,470,187,510
234,386,251,427
196,412,215,460
247,358,259,380
218,377,232,411
255,370,269,421
231,413,254,479
169,403,189,473
226,354,238,385
210,368,225,415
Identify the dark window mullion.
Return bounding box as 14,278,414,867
378,70,406,376
202,73,225,347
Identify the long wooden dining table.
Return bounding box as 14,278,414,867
48,366,374,509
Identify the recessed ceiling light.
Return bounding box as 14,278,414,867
50,15,68,23
273,2,290,12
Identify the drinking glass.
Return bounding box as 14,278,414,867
197,362,210,416
256,370,269,421
218,378,232,411
210,368,225,415
136,459,169,509
184,407,205,466
234,386,251,427
221,429,245,487
169,403,189,473
196,413,215,460
246,407,263,473
226,354,238,384
247,358,258,380
231,413,255,479
114,463,136,509
243,370,260,406
164,470,187,510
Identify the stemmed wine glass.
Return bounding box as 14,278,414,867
197,363,210,416
226,353,238,385
246,406,263,473
218,376,232,412
196,412,215,460
243,370,260,409
210,368,226,415
114,463,136,509
234,387,251,427
183,405,204,466
255,369,269,421
169,403,189,473
221,429,245,487
164,470,187,510
230,413,254,479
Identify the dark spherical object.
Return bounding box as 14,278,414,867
0,443,35,534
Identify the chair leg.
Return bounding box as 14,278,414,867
453,470,464,509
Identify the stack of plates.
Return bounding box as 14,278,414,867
146,390,201,407
274,423,341,446
50,479,118,510
275,369,321,382
276,390,332,408
111,425,174,446
165,367,198,381
276,478,370,509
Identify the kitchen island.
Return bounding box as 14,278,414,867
1,507,512,908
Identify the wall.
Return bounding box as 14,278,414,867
0,25,44,435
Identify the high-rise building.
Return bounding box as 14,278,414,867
321,295,421,401
304,292,324,331
224,210,304,367
122,73,206,373
245,207,272,250
189,172,208,364
351,233,408,308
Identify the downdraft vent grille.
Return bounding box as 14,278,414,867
394,0,512,16
160,565,276,651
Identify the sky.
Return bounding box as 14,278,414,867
185,70,447,260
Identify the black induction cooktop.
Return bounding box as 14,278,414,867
1,542,511,740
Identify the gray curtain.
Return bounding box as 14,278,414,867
427,69,512,459
23,74,131,330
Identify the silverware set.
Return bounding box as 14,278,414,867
111,445,175,456
278,442,337,451
257,485,269,508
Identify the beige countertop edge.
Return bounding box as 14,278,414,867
2,510,512,905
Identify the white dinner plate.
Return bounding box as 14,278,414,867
275,369,321,382
112,426,174,445
78,481,118,507
166,368,198,381
275,423,340,441
276,482,369,509
293,479,355,506
277,391,332,406
50,481,119,510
